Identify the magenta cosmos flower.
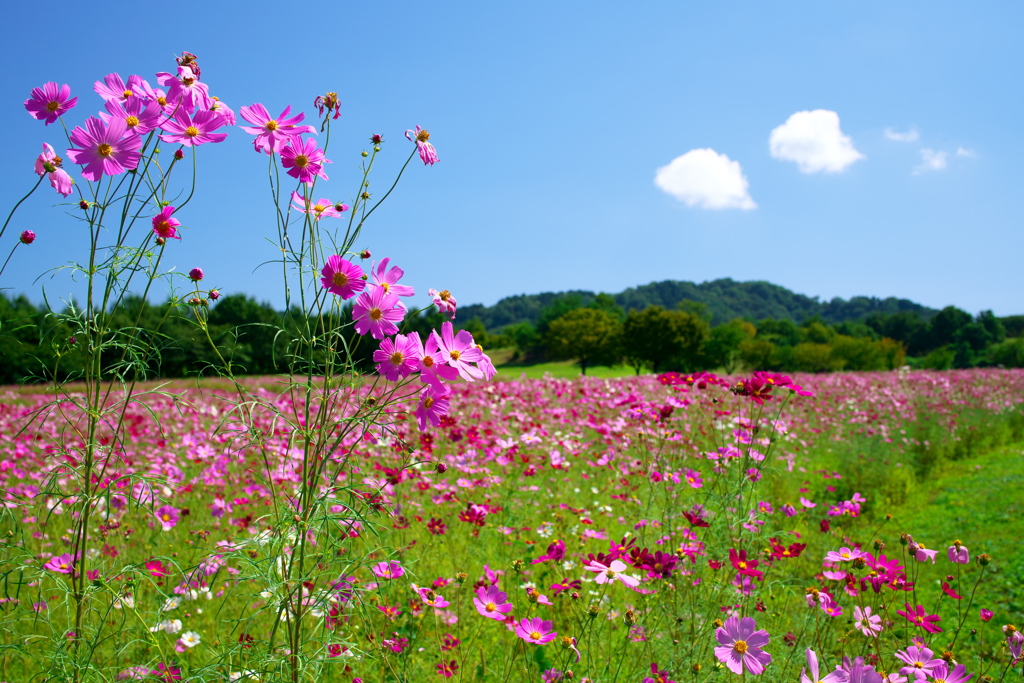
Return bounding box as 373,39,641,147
473,585,513,621
373,333,422,382
320,256,365,299
44,553,75,573
928,663,973,683
94,73,150,102
156,66,212,113
408,332,459,392
101,96,164,136
66,117,142,182
370,258,415,298
416,385,451,431
371,561,404,579
239,104,315,154
159,109,228,147
405,125,438,165
156,505,180,531
714,616,772,675
895,644,943,680
152,206,182,240
34,143,73,197
515,617,556,645
353,287,405,340
281,136,329,184
800,649,845,683
25,82,77,124
432,321,484,381
897,603,943,633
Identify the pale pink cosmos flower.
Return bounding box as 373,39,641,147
417,587,450,609
34,143,73,197
405,125,439,165
373,334,422,382
473,585,512,621
159,109,228,147
66,117,142,182
474,345,497,380
44,553,75,574
853,605,882,637
825,547,866,563
320,256,366,299
152,206,182,240
432,322,484,382
93,73,149,103
515,617,556,645
25,82,77,124
800,649,845,683
100,97,164,136
239,104,316,154
947,542,969,565
927,663,973,683
371,561,404,579
895,644,943,680
290,191,343,220
353,287,405,339
582,558,639,588
714,615,772,675
416,385,452,431
281,136,330,184
428,288,457,318
370,258,415,298
208,97,236,125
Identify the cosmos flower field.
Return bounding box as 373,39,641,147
2,368,1023,682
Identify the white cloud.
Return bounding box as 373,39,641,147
913,148,948,174
769,110,865,173
885,127,920,142
654,148,756,210
956,147,975,157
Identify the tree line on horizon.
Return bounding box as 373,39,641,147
0,289,1021,384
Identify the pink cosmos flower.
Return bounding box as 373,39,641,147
432,322,484,381
44,553,75,574
825,547,865,563
906,537,938,564
373,334,422,381
409,332,459,392
428,288,457,318
239,104,316,154
947,543,969,565
684,469,703,489
291,191,343,220
416,385,452,431
100,96,164,137
370,258,415,298
209,97,236,125
66,117,142,182
156,505,180,531
406,125,439,165
34,143,73,197
532,540,566,565
927,663,973,683
979,608,993,622
152,206,182,240
473,585,513,620
853,605,882,637
156,66,212,113
515,617,556,645
145,559,170,577
895,644,943,680
25,82,77,124
800,649,845,683
820,595,843,617
353,287,405,339
897,604,943,633
159,109,228,147
281,136,330,184
371,561,404,579
582,558,639,587
417,587,450,608
93,73,149,102
320,256,365,299
714,615,772,675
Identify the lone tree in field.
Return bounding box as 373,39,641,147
546,308,621,375
621,306,709,374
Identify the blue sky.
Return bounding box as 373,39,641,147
2,1,1021,317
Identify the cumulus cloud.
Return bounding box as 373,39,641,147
956,147,975,157
885,127,920,142
654,148,756,210
769,110,865,173
913,149,948,174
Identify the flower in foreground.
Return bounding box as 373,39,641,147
158,109,228,147
44,553,74,573
516,617,557,644
800,649,845,683
429,288,457,318
370,258,415,297
152,206,182,240
25,82,77,124
34,143,74,197
373,333,421,381
853,605,882,637
406,125,439,165
582,558,639,587
320,255,365,299
239,104,315,154
371,561,404,579
280,136,330,184
897,603,943,633
714,615,772,675
353,287,405,339
948,541,969,565
66,117,142,182
432,321,484,381
416,385,452,431
895,644,943,680
928,662,973,683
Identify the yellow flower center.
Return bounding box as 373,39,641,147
158,97,167,106
332,272,349,287
423,397,434,409
449,349,461,361
123,90,133,98
416,129,431,142
294,154,310,168
841,552,850,558
369,308,383,321
423,356,435,368
125,116,140,128
47,100,61,112
265,120,279,131
734,640,748,654
97,144,113,157
313,204,326,214
738,561,747,569
185,126,200,137
438,289,451,301
530,630,541,641
485,601,496,612
162,514,171,521
381,282,390,293
389,352,404,366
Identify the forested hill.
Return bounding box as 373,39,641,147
458,278,937,329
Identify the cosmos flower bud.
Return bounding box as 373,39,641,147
79,200,90,210
209,289,220,300
874,539,885,551
454,572,467,583
174,150,184,160
692,664,702,673
435,462,447,474
623,609,638,625
360,250,371,259
189,267,204,282
511,559,524,572
370,134,383,144
587,605,600,618
20,230,36,244
978,553,990,566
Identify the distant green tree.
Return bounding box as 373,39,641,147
589,293,625,321
738,338,777,370
756,318,800,347
986,338,1024,367
702,319,755,373
546,308,621,375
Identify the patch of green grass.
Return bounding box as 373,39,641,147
493,359,638,380
887,439,1024,620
